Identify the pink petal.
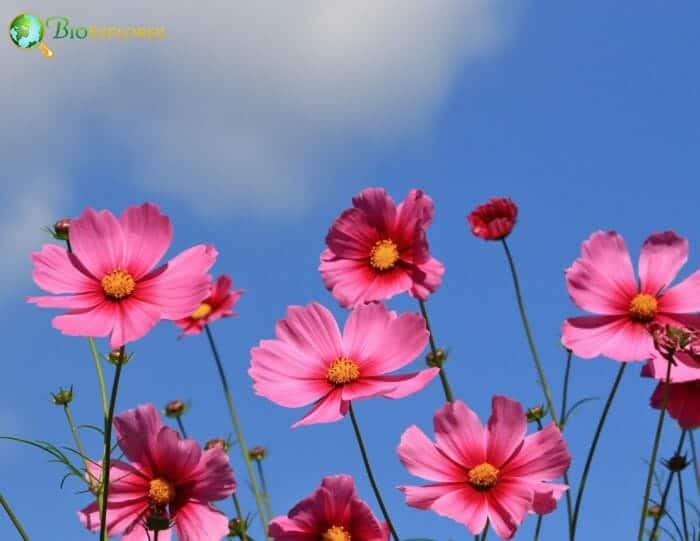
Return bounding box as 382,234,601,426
51,301,119,340
433,400,487,469
291,389,348,428
349,498,389,541
173,501,230,541
486,479,532,540
502,423,571,481
113,403,163,476
319,253,377,308
86,460,149,503
317,475,355,526
79,498,148,537
486,396,527,467
325,208,381,259
351,187,397,234
152,426,202,482
119,203,173,280
136,244,217,320
108,297,163,349
69,207,126,277
658,270,700,313
27,291,103,310
187,447,236,501
397,425,466,482
268,515,318,540
342,304,428,375
564,231,637,315
341,378,401,401
561,314,652,362
395,189,434,230
361,268,415,305
409,257,445,300
530,483,568,515
638,232,688,296
367,369,439,399
30,244,98,293
651,381,700,429
274,303,343,363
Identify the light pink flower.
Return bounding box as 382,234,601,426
398,397,570,540
319,187,444,308
249,302,438,427
28,203,217,348
562,231,700,362
174,275,243,336
79,403,235,540
269,475,388,541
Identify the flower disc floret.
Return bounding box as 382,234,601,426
101,269,136,300
323,525,352,541
369,239,400,271
148,478,176,505
327,358,360,385
467,463,499,491
628,293,658,322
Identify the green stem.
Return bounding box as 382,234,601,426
87,338,108,418
175,417,188,439
571,362,627,540
533,515,543,541
417,299,454,403
231,492,249,541
63,404,95,486
501,239,558,426
0,490,29,540
479,521,490,541
678,470,689,541
689,430,700,493
649,430,687,539
256,460,273,521
204,325,268,534
98,348,125,541
348,403,400,541
637,360,673,541
560,350,574,533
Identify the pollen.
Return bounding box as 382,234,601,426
148,478,176,506
101,269,136,300
467,462,499,491
628,293,658,322
322,525,352,541
191,302,213,320
326,358,360,386
369,239,400,271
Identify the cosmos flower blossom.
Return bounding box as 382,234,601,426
319,187,444,308
467,197,518,241
562,231,700,362
28,203,217,348
174,274,243,336
249,301,438,427
269,475,388,541
398,397,570,540
79,403,236,540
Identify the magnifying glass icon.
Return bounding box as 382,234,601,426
9,14,54,58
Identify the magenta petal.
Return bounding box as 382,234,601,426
486,479,532,540
433,400,487,469
52,301,118,340
502,423,571,481
368,368,439,399
561,314,653,362
530,483,568,515
79,497,148,537
30,244,97,294
174,501,230,541
291,389,348,428
69,207,126,277
319,254,377,308
409,257,445,300
638,231,688,295
326,208,381,259
486,396,527,467
396,189,435,230
187,447,236,501
341,379,400,402
152,426,202,481
426,485,489,535
108,297,163,349
113,403,162,476
659,270,700,313
119,203,173,280
651,381,700,429
351,187,397,234
397,425,466,482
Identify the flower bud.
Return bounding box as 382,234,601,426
663,453,690,473
646,504,663,519
248,446,267,462
53,218,72,241
106,349,132,366
51,386,73,406
228,517,251,539
164,399,188,418
205,438,230,452
467,197,518,241
426,348,447,367
525,405,546,423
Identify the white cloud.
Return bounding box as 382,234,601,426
2,1,515,219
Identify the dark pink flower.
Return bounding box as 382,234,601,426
562,231,700,362
319,188,444,308
398,397,570,539
467,197,518,241
269,475,388,541
249,302,438,427
79,403,235,540
174,275,243,336
28,203,217,348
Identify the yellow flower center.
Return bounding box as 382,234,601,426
101,269,136,300
322,525,352,541
148,478,176,506
369,239,400,271
629,293,658,322
191,302,213,320
467,462,499,491
326,358,360,386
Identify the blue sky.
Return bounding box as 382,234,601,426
2,2,699,540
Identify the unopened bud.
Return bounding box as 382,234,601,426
205,438,230,452
106,349,132,366
51,386,73,406
248,446,267,461
228,517,249,539
53,218,72,241
164,400,188,418
525,405,546,423
646,504,663,519
426,348,447,367
663,454,690,473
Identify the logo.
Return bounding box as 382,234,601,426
8,13,54,58
9,14,166,58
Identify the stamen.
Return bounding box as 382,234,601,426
322,525,352,541
326,358,360,385
101,269,136,300
629,293,658,322
148,478,176,506
191,302,213,320
369,239,400,271
467,462,499,491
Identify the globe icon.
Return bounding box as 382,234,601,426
8,13,53,57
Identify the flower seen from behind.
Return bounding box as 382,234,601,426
175,274,243,336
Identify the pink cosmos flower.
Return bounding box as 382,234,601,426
319,187,444,308
174,274,243,336
269,475,388,541
28,203,217,348
79,403,235,540
467,197,518,241
249,301,439,427
398,397,570,540
561,231,700,362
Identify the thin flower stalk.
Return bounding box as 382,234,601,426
0,490,29,541
649,430,688,539
418,299,454,403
